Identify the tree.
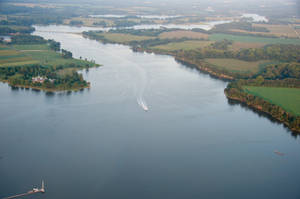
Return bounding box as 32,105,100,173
48,39,60,51
255,76,264,85
61,49,72,59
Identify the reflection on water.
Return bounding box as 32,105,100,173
8,82,89,97
45,92,55,97
226,98,298,138
175,59,231,82
10,86,20,91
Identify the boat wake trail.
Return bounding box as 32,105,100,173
107,50,150,111
137,97,149,112
133,60,149,112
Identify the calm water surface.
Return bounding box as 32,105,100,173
0,26,299,199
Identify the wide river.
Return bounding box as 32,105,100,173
1,26,300,199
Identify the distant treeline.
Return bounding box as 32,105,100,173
10,34,47,45
92,21,108,27
113,20,138,27
83,30,205,47
108,29,170,36
211,21,269,33
0,4,79,25
191,22,280,38
1,16,63,26
131,37,199,48
69,20,83,26
176,44,300,62
0,25,35,34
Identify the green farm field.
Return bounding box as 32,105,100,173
13,44,51,50
0,44,94,67
209,33,300,45
151,40,212,51
244,86,300,116
0,44,37,67
204,58,274,73
95,33,154,43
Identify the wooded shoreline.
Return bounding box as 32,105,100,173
0,79,90,92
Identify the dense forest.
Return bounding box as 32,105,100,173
259,63,300,80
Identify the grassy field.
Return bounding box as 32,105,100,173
229,41,265,51
151,40,212,51
64,17,114,27
95,33,154,43
204,58,273,73
244,86,300,116
0,44,37,67
229,24,299,38
0,44,93,67
13,44,51,50
209,33,300,45
158,30,209,39
56,68,77,77
0,25,33,32
253,24,299,38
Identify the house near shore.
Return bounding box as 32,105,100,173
32,76,54,83
32,76,46,83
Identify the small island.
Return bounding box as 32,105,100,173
0,34,100,91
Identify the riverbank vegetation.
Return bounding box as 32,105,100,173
225,64,300,133
243,86,300,116
203,59,273,73
225,81,300,133
83,28,300,81
151,40,212,51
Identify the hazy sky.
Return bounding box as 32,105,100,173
2,0,299,17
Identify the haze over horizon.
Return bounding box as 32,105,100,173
2,0,299,16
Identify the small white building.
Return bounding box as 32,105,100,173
32,76,46,83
